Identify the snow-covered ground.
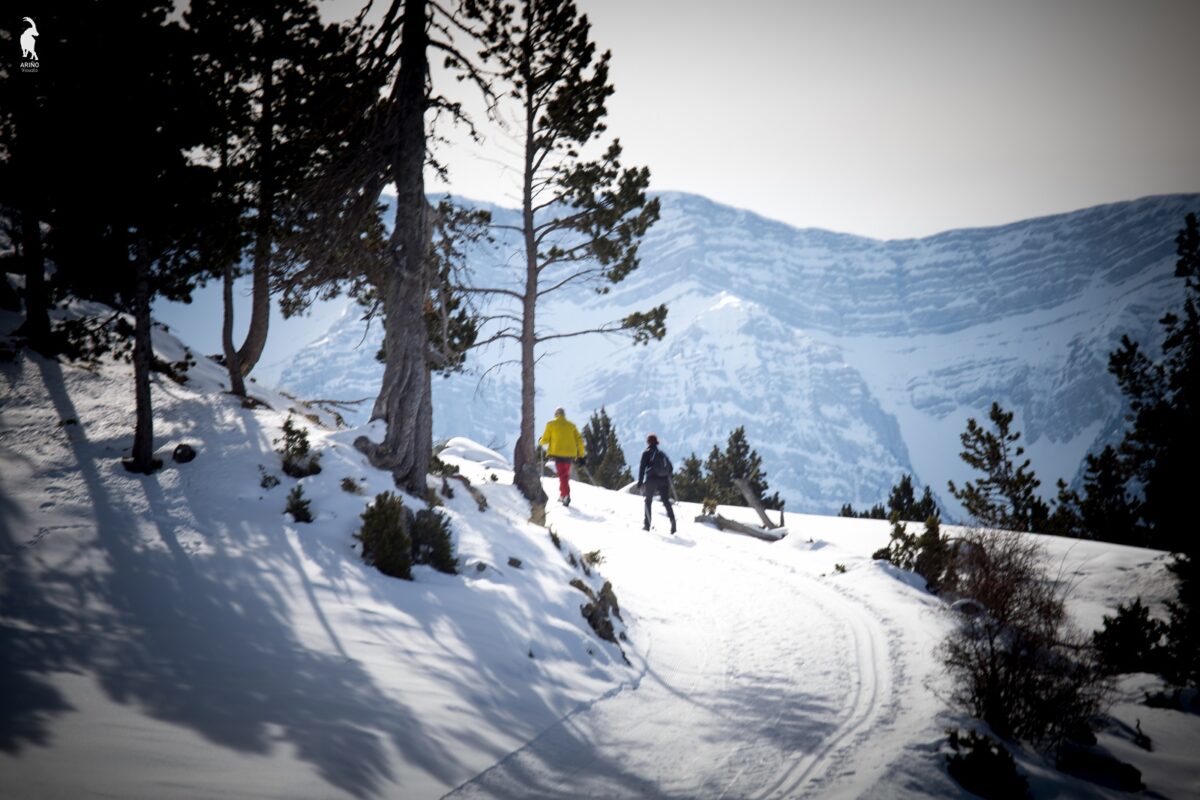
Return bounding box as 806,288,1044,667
1,306,1196,799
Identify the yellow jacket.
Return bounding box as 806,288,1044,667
539,416,585,459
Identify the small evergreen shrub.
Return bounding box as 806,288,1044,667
340,477,364,495
51,314,132,364
913,516,955,592
583,550,605,568
275,415,321,478
285,485,313,523
1093,597,1167,676
429,453,460,477
578,580,622,644
356,492,412,580
549,528,561,550
834,563,847,574
701,497,718,516
945,729,1029,799
151,354,193,385
259,465,280,490
410,508,457,574
874,515,954,592
872,515,918,568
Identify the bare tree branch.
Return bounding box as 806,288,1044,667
535,265,603,297
534,322,631,344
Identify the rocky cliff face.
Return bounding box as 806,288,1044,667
280,192,1198,518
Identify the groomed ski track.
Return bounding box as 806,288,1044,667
445,480,930,799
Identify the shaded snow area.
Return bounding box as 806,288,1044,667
2,306,1197,799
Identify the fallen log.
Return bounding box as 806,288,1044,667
733,478,783,529
695,513,786,542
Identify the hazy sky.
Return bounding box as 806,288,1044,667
336,0,1199,240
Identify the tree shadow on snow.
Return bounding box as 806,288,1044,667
0,445,76,754
0,358,462,799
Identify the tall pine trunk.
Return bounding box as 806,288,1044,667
222,259,246,396
14,72,50,347
236,24,275,377
512,3,548,508
19,204,50,347
125,249,159,474
218,127,246,397
354,0,434,496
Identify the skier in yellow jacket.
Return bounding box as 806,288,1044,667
539,407,585,506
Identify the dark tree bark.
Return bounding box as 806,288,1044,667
354,0,434,496
125,249,161,474
477,0,662,508
236,21,275,376
216,128,246,397
18,205,50,347
512,82,547,505
222,258,246,396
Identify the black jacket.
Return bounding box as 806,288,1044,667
638,445,673,485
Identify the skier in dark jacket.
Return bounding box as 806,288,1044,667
637,433,677,534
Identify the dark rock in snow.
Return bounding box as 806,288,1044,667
173,443,197,464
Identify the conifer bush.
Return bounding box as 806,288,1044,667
913,516,955,592
356,494,458,579
410,508,457,574
259,465,280,489
872,515,918,568
1092,598,1167,676
275,415,322,478
356,492,412,580
285,485,313,523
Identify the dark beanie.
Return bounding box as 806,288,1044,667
646,434,659,446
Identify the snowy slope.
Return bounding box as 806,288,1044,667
3,302,1197,799
278,192,1199,519
0,305,632,799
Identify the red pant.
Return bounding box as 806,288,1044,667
555,459,572,498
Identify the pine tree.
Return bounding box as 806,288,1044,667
913,516,952,592
1110,212,1200,552
333,0,493,495
474,0,664,506
915,485,938,520
581,407,633,489
887,474,917,519
838,502,887,519
877,474,940,521
947,402,1049,531
15,3,221,472
1042,445,1145,543
1108,211,1200,685
703,427,781,509
187,0,372,379
673,453,708,502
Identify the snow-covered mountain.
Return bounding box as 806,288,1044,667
279,192,1198,518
